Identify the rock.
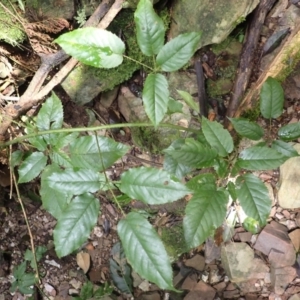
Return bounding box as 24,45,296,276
185,254,205,271
181,274,198,291
221,242,269,283
278,143,300,208
289,229,300,251
205,237,221,263
254,223,296,267
271,266,297,295
138,292,161,300
194,281,216,299
169,0,259,49
289,294,300,300
238,232,252,243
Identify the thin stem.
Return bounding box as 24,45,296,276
123,55,155,72
94,132,125,216
1,122,198,148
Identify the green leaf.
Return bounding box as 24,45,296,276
18,152,47,183
213,158,229,178
47,169,107,195
80,281,94,299
186,173,216,193
134,0,165,56
238,145,288,170
201,117,234,157
184,189,228,248
236,174,271,226
156,32,202,72
117,212,175,290
271,140,299,158
164,138,217,168
167,97,183,114
54,193,100,257
10,150,24,168
55,28,125,68
142,73,169,126
260,77,284,119
163,139,192,179
229,117,264,140
50,151,73,168
227,181,237,201
278,122,300,141
70,135,129,171
177,90,199,113
41,164,71,219
120,166,190,205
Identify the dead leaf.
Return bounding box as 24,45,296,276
76,251,90,274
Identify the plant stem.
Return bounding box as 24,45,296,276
1,122,198,147
123,55,155,72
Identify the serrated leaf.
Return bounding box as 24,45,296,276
117,212,175,290
70,135,129,171
50,151,73,168
177,90,199,112
238,145,288,170
213,158,229,178
201,117,234,157
47,169,107,195
164,138,217,168
167,97,183,114
10,150,24,168
120,167,190,205
156,32,202,72
18,152,47,183
55,28,125,68
53,132,79,149
260,77,284,119
142,73,169,126
134,0,165,56
236,174,271,225
227,181,237,201
229,117,264,140
184,189,228,248
271,140,299,158
278,122,300,141
54,193,100,257
41,164,72,219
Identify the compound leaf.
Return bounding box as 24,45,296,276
134,0,165,56
55,28,125,68
229,117,264,140
236,174,271,226
18,152,47,183
54,193,100,257
260,77,284,119
70,135,129,171
143,73,169,126
201,117,233,157
117,212,175,290
120,166,190,205
238,145,288,170
156,32,201,72
184,189,227,248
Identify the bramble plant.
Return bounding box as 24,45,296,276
7,0,300,294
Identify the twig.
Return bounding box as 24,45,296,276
195,60,207,117
225,0,276,127
0,0,124,140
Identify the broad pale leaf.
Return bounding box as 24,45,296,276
201,117,234,157
164,138,217,168
177,90,199,113
184,189,228,248
117,212,175,290
55,28,125,68
41,164,73,219
236,174,271,225
120,167,190,204
70,135,129,171
156,32,201,72
167,97,183,114
229,117,264,140
36,93,64,145
278,122,300,141
186,173,216,193
54,193,100,257
18,152,47,183
142,73,169,126
134,0,165,56
47,169,107,195
260,77,284,119
271,140,299,158
238,145,288,170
